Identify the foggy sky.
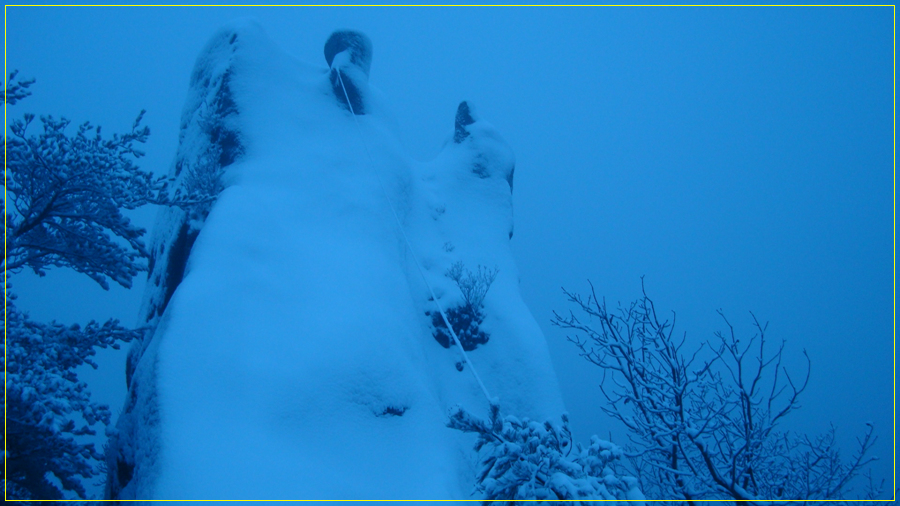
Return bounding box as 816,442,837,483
6,5,895,497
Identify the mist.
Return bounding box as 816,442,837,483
6,5,894,498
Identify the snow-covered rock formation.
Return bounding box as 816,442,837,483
105,21,565,499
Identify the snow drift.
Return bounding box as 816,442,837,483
105,21,566,499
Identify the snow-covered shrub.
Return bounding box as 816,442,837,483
448,403,643,502
430,304,488,352
430,262,498,351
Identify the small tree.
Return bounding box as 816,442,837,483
552,280,880,503
430,262,499,353
3,71,155,499
448,402,643,502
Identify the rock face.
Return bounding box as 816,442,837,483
324,30,373,76
326,30,371,114
105,22,564,500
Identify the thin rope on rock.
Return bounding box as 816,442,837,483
335,67,494,405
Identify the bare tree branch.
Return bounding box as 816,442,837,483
554,281,881,503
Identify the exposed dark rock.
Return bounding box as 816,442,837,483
324,30,373,77
211,125,241,167
116,458,134,489
208,68,243,166
146,252,156,279
160,222,199,318
330,68,365,115
454,101,476,143
472,161,490,179
379,405,407,417
325,30,372,115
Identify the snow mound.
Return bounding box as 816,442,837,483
106,21,565,499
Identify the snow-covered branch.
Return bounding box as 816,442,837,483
3,72,156,500
4,291,144,499
448,403,644,502
4,106,164,289
553,279,881,503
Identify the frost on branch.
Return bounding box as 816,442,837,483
5,70,35,105
553,279,881,502
3,291,143,499
448,403,643,502
3,72,152,500
3,95,164,290
429,262,498,352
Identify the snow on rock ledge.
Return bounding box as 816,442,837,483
106,21,565,500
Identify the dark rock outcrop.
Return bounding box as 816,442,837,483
326,30,372,115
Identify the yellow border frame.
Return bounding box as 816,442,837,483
2,3,896,502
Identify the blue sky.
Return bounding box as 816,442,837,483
5,5,895,496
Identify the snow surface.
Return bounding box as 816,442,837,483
108,20,566,499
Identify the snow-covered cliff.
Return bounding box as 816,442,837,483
105,21,565,499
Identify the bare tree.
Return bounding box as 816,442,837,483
552,279,880,504
445,261,499,309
